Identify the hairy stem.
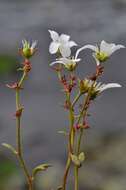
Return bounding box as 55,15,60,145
74,80,96,190
16,71,33,190
62,92,75,190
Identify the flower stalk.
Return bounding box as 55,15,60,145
49,31,124,190
62,91,75,190
15,69,33,190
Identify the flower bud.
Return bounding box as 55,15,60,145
78,79,91,94
21,40,37,59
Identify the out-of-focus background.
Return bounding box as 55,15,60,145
0,0,126,189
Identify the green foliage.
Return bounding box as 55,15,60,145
32,164,52,178
0,158,18,188
0,54,17,75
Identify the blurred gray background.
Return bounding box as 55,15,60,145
0,0,126,190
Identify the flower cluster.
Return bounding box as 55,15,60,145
49,30,123,98
49,30,124,190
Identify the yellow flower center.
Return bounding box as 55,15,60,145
95,51,108,62
65,61,77,71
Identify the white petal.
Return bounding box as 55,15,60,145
69,41,77,47
74,58,81,62
22,39,25,46
100,40,125,56
48,30,59,41
92,53,100,66
60,45,71,57
75,45,97,59
100,83,121,92
50,60,63,66
58,57,69,64
49,42,60,54
60,34,70,43
59,57,81,65
110,45,125,55
100,41,115,55
31,40,37,49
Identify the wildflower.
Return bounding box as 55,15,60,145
91,81,122,99
79,79,93,94
20,39,37,59
50,57,80,71
79,78,121,98
75,40,125,65
48,30,77,57
50,47,82,71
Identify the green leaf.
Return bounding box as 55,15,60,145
2,143,17,155
32,164,52,177
78,152,85,163
71,154,80,166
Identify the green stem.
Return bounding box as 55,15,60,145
62,92,75,190
19,71,27,87
74,166,78,190
74,80,96,190
72,92,82,108
16,72,33,190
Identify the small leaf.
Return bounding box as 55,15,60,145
2,143,17,155
32,164,52,177
17,68,23,71
58,131,68,136
78,152,85,163
71,154,80,166
57,186,63,190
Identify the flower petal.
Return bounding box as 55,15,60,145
60,45,71,57
58,57,69,64
92,53,100,66
100,83,122,92
100,41,115,55
49,42,60,54
48,30,59,41
69,41,77,47
75,45,97,59
100,40,125,56
60,34,70,43
110,45,125,55
74,58,81,62
50,60,63,66
31,40,37,49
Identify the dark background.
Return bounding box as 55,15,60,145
0,0,126,189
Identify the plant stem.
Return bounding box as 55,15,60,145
72,92,82,108
74,80,96,190
74,165,78,190
62,92,75,190
16,71,33,190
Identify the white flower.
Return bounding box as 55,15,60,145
50,49,81,71
75,40,125,65
91,81,122,99
48,30,77,57
80,79,121,98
